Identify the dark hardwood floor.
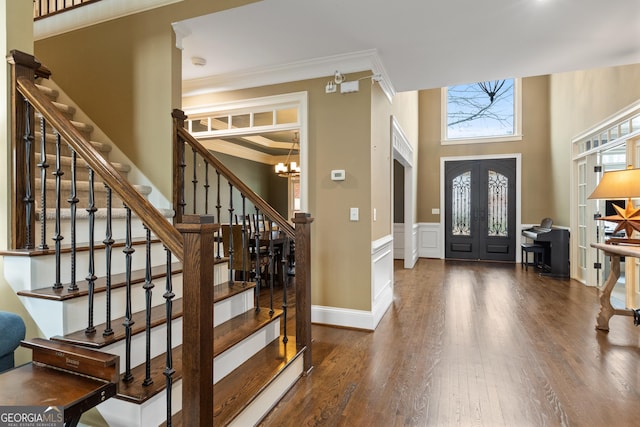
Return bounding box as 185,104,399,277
260,258,640,427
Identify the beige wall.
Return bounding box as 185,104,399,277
33,0,257,201
417,76,553,225
183,75,375,310
371,87,419,239
183,76,418,311
0,0,43,366
549,63,640,225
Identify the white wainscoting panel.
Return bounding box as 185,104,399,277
419,223,442,258
393,223,404,259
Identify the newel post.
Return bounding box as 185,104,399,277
176,215,215,426
6,51,45,250
293,212,314,374
172,109,187,224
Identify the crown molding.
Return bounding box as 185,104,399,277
34,0,182,40
181,49,396,102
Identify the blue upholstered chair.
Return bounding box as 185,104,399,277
0,311,26,373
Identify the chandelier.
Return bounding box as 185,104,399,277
274,132,301,177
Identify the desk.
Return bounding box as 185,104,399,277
590,242,639,331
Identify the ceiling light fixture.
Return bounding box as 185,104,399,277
191,56,207,66
275,132,301,178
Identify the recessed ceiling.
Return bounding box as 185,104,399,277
176,0,640,94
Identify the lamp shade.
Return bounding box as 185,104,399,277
588,167,640,200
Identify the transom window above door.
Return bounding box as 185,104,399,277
441,78,522,145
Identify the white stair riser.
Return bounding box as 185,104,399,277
17,275,248,338
214,289,253,327
101,320,183,375
99,285,255,373
3,244,172,293
214,318,280,383
17,275,182,337
33,215,150,249
97,380,182,427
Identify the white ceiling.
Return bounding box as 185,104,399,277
176,0,640,95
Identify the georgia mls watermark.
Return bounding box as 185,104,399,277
0,406,63,427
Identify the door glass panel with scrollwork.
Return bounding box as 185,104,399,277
487,170,508,237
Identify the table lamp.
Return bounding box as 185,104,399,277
588,166,640,244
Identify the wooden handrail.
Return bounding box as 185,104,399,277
15,76,184,260
174,121,295,238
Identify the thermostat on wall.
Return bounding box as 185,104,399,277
331,169,346,181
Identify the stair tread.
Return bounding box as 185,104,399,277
42,152,131,172
17,261,184,301
214,281,256,304
53,299,185,348
160,336,302,427
214,308,283,358
2,236,166,258
116,315,292,406
214,336,301,424
116,344,183,404
34,131,112,153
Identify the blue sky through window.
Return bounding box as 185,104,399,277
447,79,515,139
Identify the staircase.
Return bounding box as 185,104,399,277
1,51,312,426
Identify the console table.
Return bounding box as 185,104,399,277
590,242,639,331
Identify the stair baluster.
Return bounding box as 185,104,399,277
191,147,198,214
268,224,275,315
281,238,289,344
85,168,97,334
163,246,175,427
52,131,63,289
143,225,154,386
177,132,186,222
122,204,135,382
215,170,222,259
204,160,210,215
68,147,79,292
254,207,261,311
37,115,49,250
228,182,235,284
22,99,35,249
103,184,114,336
241,194,248,282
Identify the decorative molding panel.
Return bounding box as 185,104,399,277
419,223,441,259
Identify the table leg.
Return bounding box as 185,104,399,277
596,254,620,331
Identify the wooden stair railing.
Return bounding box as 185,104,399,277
34,0,103,20
9,50,183,258
6,49,313,426
172,110,295,238
172,111,314,374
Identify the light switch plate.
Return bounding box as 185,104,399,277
350,207,359,221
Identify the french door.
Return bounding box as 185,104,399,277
444,159,516,261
